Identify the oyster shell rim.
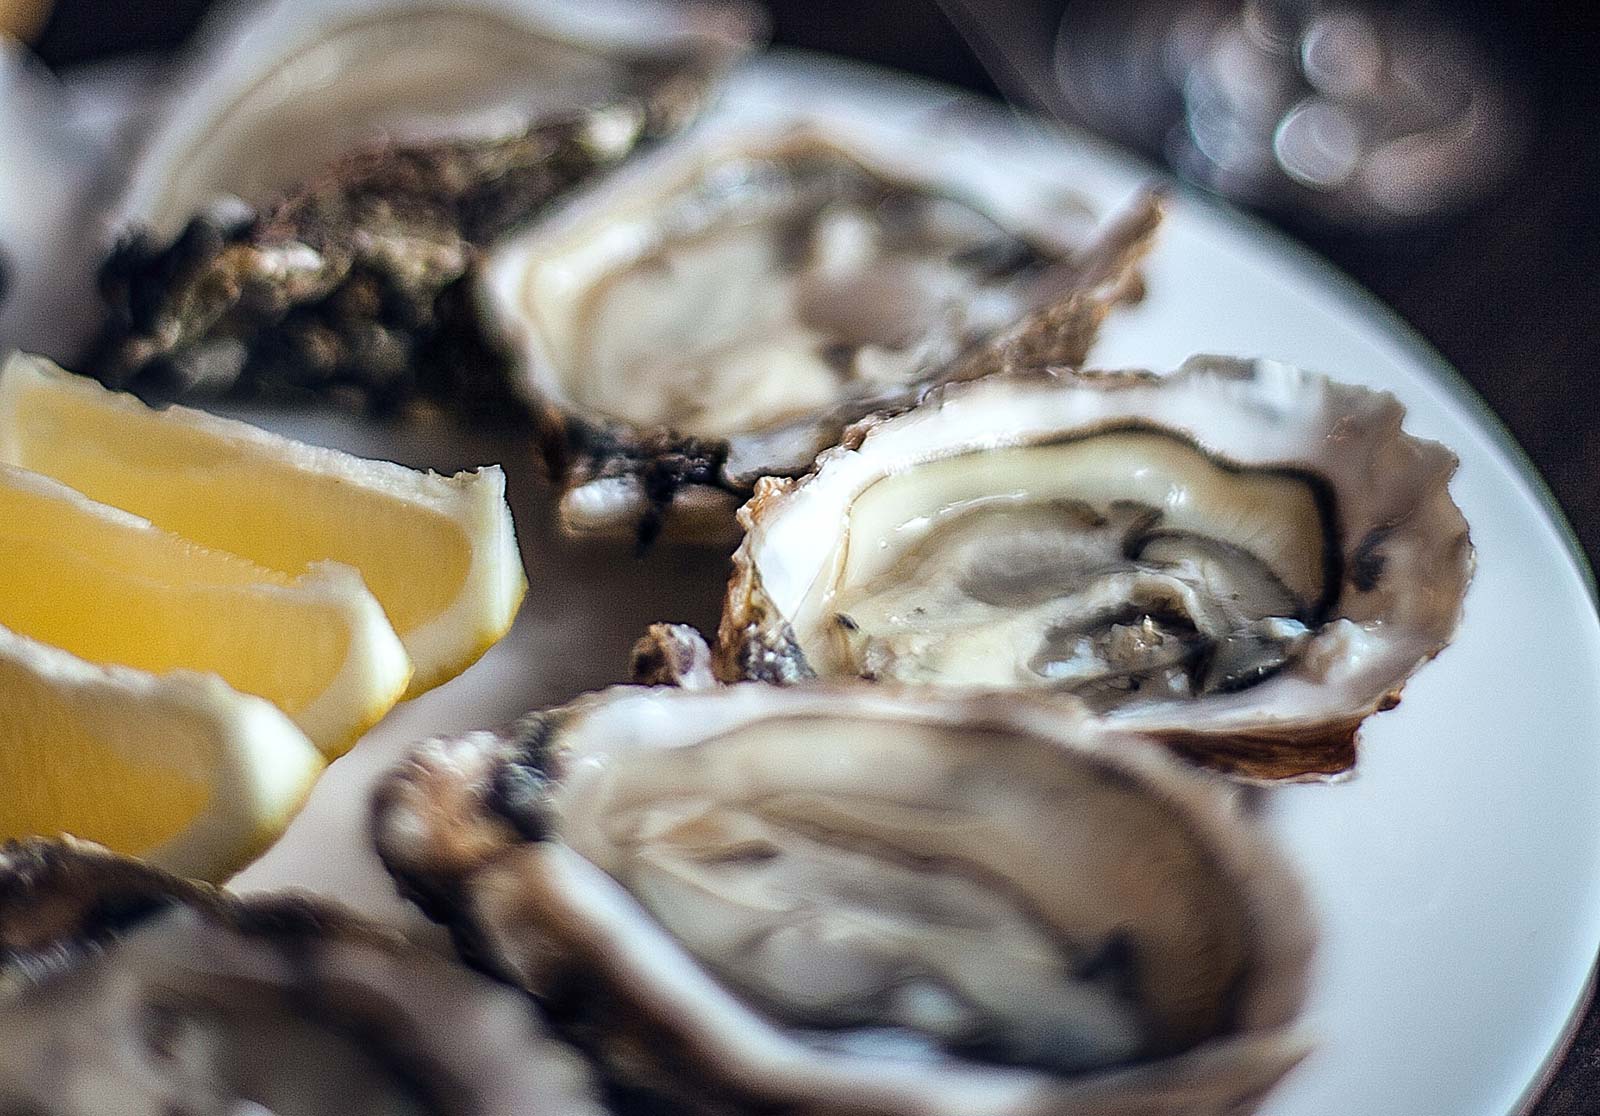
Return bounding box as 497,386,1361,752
87,0,763,414
0,835,608,1116
713,356,1476,780
371,681,1318,1116
107,0,766,240
470,77,1165,545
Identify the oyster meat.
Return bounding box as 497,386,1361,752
712,358,1473,778
374,683,1314,1116
0,837,607,1116
90,0,758,409
478,82,1162,542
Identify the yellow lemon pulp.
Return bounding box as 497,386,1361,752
0,464,412,756
0,625,325,882
0,712,211,855
0,356,526,695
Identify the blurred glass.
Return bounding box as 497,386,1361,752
1052,0,1527,230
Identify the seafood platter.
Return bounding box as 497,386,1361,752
0,2,1597,1115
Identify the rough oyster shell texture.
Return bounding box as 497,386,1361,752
88,0,760,411
78,4,1163,544
712,357,1473,779
0,837,606,1115
373,684,1315,1116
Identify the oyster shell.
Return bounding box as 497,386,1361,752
0,837,607,1115
477,83,1163,544
713,358,1473,779
373,683,1315,1116
90,0,758,410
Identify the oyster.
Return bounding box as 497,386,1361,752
90,0,758,410
477,88,1163,543
712,358,1473,779
0,837,607,1115
374,683,1315,1115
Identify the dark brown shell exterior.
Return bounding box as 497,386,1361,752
87,59,728,416
0,837,610,1116
0,836,393,1000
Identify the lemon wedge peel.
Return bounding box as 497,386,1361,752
0,624,325,883
0,354,527,698
0,463,413,756
400,462,528,695
246,561,416,752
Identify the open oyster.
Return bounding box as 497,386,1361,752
90,0,758,409
374,684,1315,1116
710,358,1473,779
478,89,1163,543
0,837,607,1115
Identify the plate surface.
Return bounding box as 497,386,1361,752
229,53,1600,1116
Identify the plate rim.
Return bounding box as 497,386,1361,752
1079,110,1600,1116
764,49,1600,1113
1073,101,1600,1116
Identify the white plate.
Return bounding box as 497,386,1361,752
228,53,1600,1116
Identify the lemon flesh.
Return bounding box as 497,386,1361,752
0,355,527,695
0,464,411,756
0,625,325,882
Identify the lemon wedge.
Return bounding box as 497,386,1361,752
0,624,325,882
0,463,411,755
0,354,527,696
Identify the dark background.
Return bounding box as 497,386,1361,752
26,1,1600,1111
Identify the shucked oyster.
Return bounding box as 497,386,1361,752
374,684,1314,1116
478,88,1163,543
0,837,606,1116
710,358,1473,779
110,0,762,244
90,0,757,409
